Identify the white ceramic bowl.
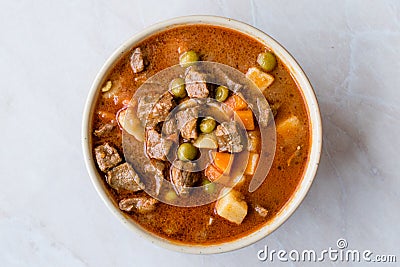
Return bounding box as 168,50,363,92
82,15,322,254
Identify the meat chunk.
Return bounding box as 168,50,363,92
147,93,175,128
136,93,175,129
137,92,175,128
215,121,245,153
146,129,168,160
144,159,166,195
130,47,144,73
181,118,198,140
146,159,166,177
119,196,158,214
106,163,144,192
176,106,198,140
170,161,201,195
94,123,115,137
162,117,176,136
211,66,242,93
137,94,157,125
256,97,271,127
95,143,122,172
185,67,209,98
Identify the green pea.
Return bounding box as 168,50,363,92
169,78,187,98
179,50,199,68
215,85,229,102
202,179,216,194
200,117,216,134
257,51,277,72
177,143,198,161
165,190,178,201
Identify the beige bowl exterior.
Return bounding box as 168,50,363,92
82,15,322,254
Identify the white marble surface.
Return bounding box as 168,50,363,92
1,0,399,266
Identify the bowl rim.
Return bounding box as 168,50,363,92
82,15,322,254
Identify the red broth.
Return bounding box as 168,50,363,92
91,25,310,244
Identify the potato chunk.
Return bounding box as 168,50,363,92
193,133,218,149
276,115,306,148
118,109,144,142
245,67,274,91
216,189,248,225
276,115,300,134
277,115,303,144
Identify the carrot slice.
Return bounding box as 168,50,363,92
236,109,255,130
211,152,233,174
245,153,259,175
224,94,248,111
205,164,224,182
